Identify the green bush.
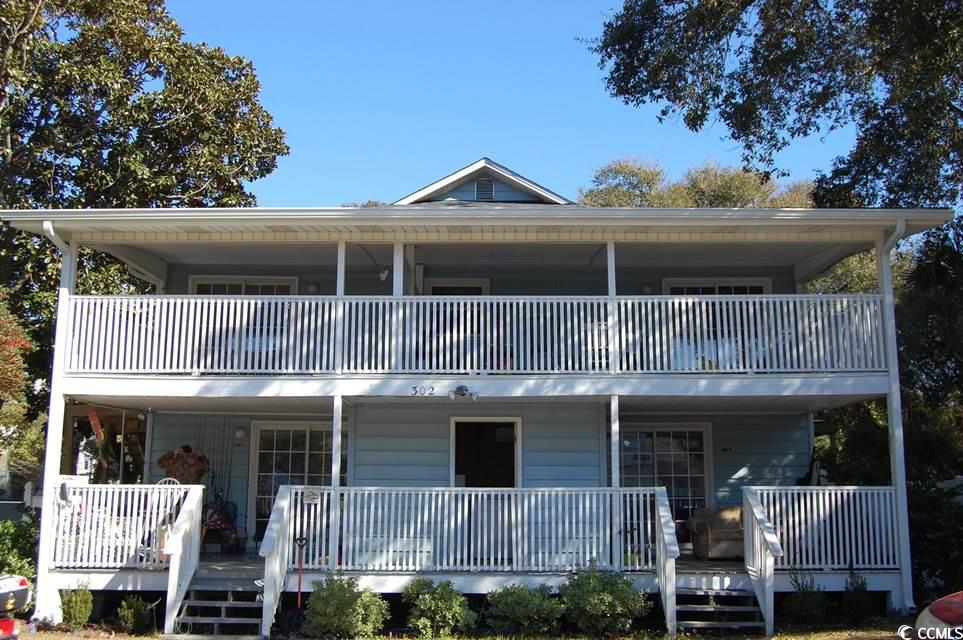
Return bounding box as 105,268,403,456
303,574,388,639
485,584,564,636
558,564,650,636
402,578,477,638
117,595,154,635
842,568,872,624
0,512,39,581
783,570,829,623
60,587,93,630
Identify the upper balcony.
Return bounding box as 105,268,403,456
65,293,885,376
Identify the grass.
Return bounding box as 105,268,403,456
21,617,911,639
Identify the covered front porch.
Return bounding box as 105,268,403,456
40,395,911,636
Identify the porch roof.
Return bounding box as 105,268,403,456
2,205,951,242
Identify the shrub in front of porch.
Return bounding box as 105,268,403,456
59,586,93,631
485,585,564,636
558,565,651,636
303,574,388,639
402,578,477,638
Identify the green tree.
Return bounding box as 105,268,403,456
0,0,289,414
0,294,44,497
579,158,812,207
591,0,963,208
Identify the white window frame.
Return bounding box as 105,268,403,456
661,277,772,295
188,275,300,295
424,277,491,296
619,422,714,510
449,416,522,488
247,419,333,542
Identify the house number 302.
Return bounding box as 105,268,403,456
411,385,435,396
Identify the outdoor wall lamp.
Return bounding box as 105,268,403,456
448,385,479,401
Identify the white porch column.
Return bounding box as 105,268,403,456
610,394,623,570
876,227,915,612
610,394,621,488
335,240,346,297
335,241,346,373
391,242,404,370
606,241,619,374
328,395,343,571
34,227,79,622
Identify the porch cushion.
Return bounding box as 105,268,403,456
688,506,744,560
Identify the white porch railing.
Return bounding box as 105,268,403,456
65,294,885,376
654,487,680,638
264,487,658,573
743,488,784,636
754,486,899,570
162,485,204,634
52,482,191,569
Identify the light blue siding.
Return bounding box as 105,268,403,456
430,177,541,202
148,413,253,529
351,403,603,488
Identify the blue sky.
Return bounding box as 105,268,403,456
166,0,854,206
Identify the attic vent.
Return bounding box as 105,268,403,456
475,177,494,200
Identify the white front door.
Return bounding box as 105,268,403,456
248,421,342,541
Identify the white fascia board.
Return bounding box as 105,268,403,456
1,206,952,235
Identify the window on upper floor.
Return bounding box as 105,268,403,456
663,278,771,295
189,276,298,295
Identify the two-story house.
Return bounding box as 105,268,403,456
4,158,952,636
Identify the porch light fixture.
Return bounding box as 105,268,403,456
378,268,390,282
448,385,479,401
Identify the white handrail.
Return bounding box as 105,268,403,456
65,294,886,376
259,486,293,637
162,486,204,634
743,488,784,636
653,487,680,638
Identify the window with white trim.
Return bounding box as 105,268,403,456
663,278,771,295
190,276,298,295
620,426,710,523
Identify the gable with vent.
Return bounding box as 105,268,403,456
394,157,571,205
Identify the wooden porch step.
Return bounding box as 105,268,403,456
677,604,760,612
678,620,766,629
184,600,262,608
189,579,263,592
177,617,261,626
677,587,755,596
162,635,264,640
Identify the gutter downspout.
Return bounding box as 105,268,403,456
42,220,70,254
877,219,914,611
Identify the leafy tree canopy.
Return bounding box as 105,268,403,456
0,0,288,414
591,0,963,208
578,158,812,207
